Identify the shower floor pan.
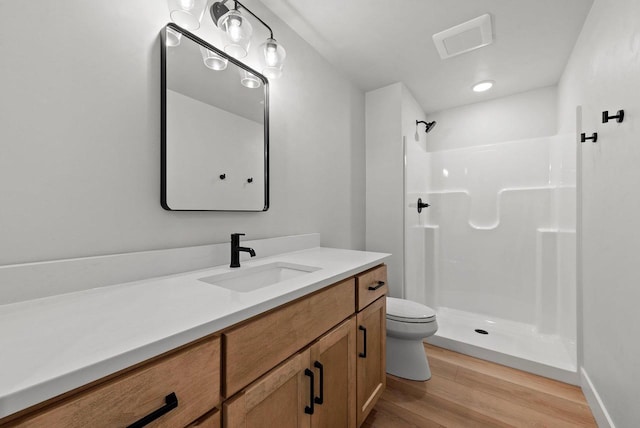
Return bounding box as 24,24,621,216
427,307,578,384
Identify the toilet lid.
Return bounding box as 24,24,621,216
386,297,436,322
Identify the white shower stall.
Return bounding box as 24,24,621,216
405,134,578,382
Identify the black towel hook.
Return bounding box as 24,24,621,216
581,133,598,143
602,110,624,123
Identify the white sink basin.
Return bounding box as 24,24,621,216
198,262,321,293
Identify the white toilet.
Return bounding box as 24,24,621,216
386,297,438,381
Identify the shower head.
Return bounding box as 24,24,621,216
416,120,437,133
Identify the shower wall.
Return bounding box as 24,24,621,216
405,134,576,344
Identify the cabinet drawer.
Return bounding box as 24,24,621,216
12,336,220,428
355,265,387,311
224,278,355,397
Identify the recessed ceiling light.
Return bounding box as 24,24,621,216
472,80,494,92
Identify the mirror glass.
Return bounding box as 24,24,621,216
162,24,269,211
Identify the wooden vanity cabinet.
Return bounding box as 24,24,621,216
223,318,356,428
1,264,387,428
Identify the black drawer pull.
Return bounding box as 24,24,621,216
314,361,324,405
304,368,315,415
359,325,367,358
126,392,178,428
368,281,385,291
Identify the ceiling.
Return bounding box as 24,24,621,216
259,0,594,113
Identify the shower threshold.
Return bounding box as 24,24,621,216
427,307,578,384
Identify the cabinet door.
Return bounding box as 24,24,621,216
224,350,311,428
355,297,386,427
310,318,356,428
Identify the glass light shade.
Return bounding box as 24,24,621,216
219,10,253,58
166,27,182,47
240,70,261,89
199,46,228,70
168,0,206,30
259,38,286,79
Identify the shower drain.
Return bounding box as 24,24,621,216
474,329,489,335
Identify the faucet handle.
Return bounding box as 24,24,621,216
231,233,246,238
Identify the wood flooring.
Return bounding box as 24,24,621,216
363,344,596,427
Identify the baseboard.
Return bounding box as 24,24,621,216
580,367,615,428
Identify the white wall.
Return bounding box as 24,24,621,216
558,0,640,426
0,0,365,266
365,83,403,297
426,86,558,151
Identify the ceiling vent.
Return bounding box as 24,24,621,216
432,14,493,59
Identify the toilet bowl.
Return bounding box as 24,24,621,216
386,297,438,381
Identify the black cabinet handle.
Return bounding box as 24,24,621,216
304,368,315,415
314,361,324,405
368,281,385,291
359,326,367,358
126,392,178,428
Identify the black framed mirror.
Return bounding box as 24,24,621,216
161,23,269,211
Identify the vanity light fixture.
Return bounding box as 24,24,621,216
472,80,494,92
210,0,286,78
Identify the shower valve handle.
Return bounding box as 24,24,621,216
417,198,430,213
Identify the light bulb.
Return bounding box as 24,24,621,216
228,16,242,42
265,42,278,67
179,0,195,10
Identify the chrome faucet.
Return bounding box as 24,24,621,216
230,233,256,268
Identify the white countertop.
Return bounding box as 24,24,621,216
0,247,389,419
